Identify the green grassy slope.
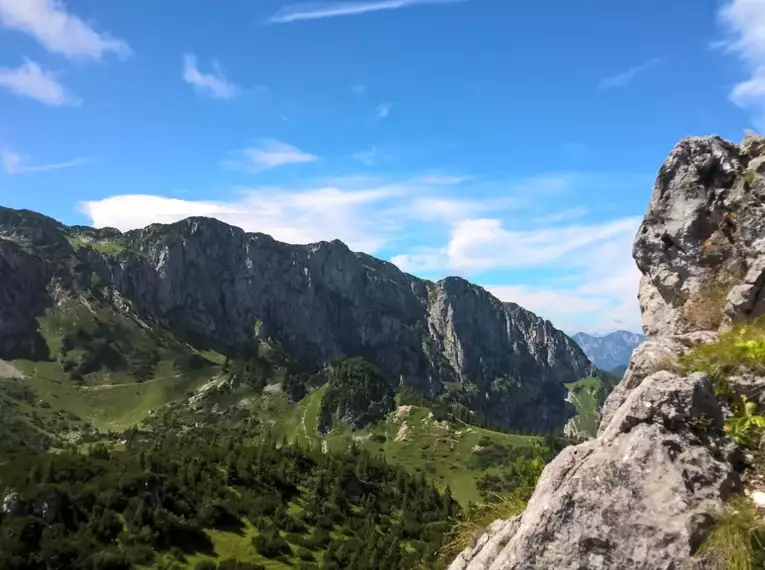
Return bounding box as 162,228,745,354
9,359,216,432
0,297,221,449
257,389,539,506
564,375,618,439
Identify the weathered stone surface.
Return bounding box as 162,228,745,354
0,208,594,432
726,255,765,322
449,373,739,570
634,134,765,336
599,331,718,434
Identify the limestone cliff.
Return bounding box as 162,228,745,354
0,206,593,432
449,133,765,570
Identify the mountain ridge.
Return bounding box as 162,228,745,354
0,205,595,433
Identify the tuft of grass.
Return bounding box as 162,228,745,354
698,496,765,570
682,279,732,331
743,170,757,185
681,320,765,384
726,396,765,448
654,355,685,375
438,490,530,563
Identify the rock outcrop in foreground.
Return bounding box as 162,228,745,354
450,133,765,570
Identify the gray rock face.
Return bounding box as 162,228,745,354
449,134,765,570
598,331,718,435
635,134,765,336
449,373,739,570
0,208,594,432
572,330,645,371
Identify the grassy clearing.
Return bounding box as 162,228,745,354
177,520,294,570
66,235,126,255
0,298,223,434
11,359,216,432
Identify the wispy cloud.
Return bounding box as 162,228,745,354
375,102,392,119
393,216,640,273
416,174,469,185
352,84,367,95
270,0,465,24
221,139,319,171
598,57,664,90
352,146,392,165
718,0,765,124
0,59,79,106
484,221,643,334
0,0,131,59
183,54,239,100
393,214,643,333
532,207,588,225
2,149,87,174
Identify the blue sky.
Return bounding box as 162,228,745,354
0,0,763,334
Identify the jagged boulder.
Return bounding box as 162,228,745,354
449,372,739,570
598,331,718,435
635,134,765,336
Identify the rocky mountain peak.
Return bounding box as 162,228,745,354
571,330,646,370
450,133,765,570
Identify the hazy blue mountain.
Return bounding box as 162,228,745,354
571,331,645,371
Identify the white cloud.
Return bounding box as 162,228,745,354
2,148,87,173
0,59,79,106
598,57,664,89
270,0,464,23
398,196,518,224
0,0,131,60
719,0,765,122
80,186,403,253
444,216,641,272
221,139,319,171
183,54,239,100
485,236,643,334
375,102,392,119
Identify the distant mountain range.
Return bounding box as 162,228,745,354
571,331,645,372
